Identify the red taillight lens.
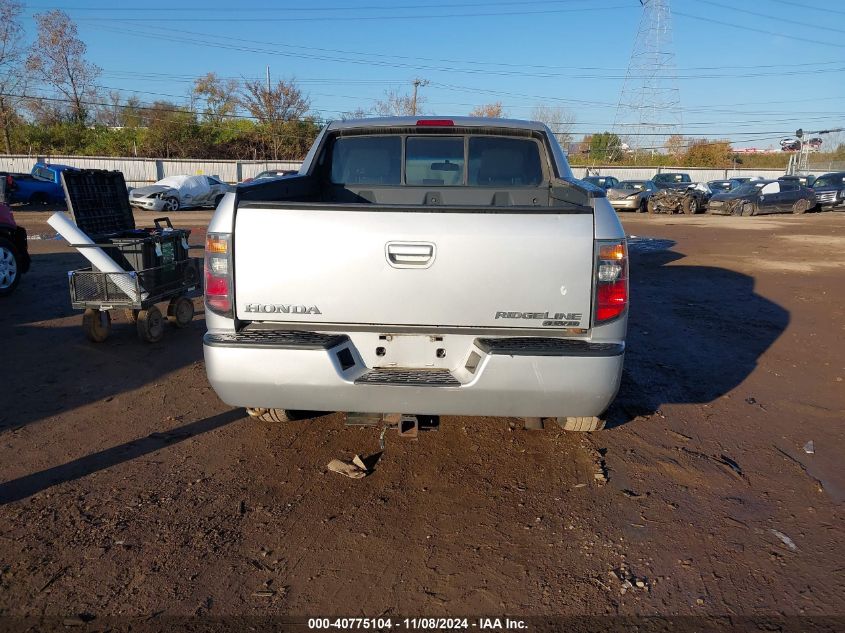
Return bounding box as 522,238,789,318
594,240,628,324
205,233,232,317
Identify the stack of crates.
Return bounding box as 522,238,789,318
61,169,194,291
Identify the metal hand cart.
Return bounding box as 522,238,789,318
68,255,202,343
61,169,204,343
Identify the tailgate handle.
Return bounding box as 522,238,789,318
386,241,435,268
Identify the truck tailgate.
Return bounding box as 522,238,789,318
234,205,594,330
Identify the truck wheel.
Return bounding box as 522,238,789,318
555,416,606,432
136,305,165,343
29,192,48,205
82,308,111,343
246,408,290,423
0,237,20,297
741,202,756,217
792,199,810,214
167,296,194,328
647,199,657,214
682,196,699,215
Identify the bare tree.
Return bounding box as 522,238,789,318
239,77,310,160
531,104,575,150
664,134,687,159
94,89,124,127
239,77,310,123
373,88,423,117
340,107,370,121
26,10,100,125
193,72,239,122
0,0,26,153
469,102,506,118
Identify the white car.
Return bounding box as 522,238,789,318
129,175,231,211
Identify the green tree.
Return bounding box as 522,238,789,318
589,132,623,162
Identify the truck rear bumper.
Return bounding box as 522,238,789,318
203,331,624,418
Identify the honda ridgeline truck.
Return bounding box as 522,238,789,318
203,117,628,431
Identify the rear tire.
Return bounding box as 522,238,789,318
682,196,699,215
0,237,21,297
792,199,810,214
246,408,290,423
556,416,606,432
136,305,164,343
29,192,48,205
82,308,111,343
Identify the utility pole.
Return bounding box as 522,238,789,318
266,65,271,93
412,78,429,116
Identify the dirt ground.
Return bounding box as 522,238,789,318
1,209,844,631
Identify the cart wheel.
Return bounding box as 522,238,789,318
82,309,111,343
124,309,139,324
168,296,195,328
136,305,165,343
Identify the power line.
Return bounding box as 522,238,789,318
767,0,845,16
692,0,845,34
674,10,845,48
72,4,635,22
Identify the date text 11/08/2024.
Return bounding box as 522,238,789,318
307,617,528,630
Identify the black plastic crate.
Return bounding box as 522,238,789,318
61,169,135,238
100,229,191,287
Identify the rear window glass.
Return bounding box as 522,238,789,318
406,137,465,186
329,134,543,187
468,137,542,186
330,136,401,185
33,167,54,181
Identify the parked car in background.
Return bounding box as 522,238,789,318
7,162,77,205
0,181,30,296
779,174,816,188
708,179,815,216
810,171,845,211
652,172,692,189
732,176,765,185
606,179,657,212
582,175,620,190
707,179,741,194
241,169,298,184
130,175,231,211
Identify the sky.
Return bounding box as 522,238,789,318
16,0,845,150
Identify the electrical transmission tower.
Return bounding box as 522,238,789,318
613,0,682,157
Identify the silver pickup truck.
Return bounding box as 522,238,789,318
203,117,627,431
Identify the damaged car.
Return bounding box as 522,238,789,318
647,172,709,214
606,179,657,212
129,175,231,211
707,179,816,216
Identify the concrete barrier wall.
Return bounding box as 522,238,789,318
0,155,302,187
1,154,787,186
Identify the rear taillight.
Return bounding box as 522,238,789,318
594,240,628,324
205,232,232,317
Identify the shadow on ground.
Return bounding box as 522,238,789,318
605,238,790,427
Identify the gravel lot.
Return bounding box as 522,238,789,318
1,209,843,630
